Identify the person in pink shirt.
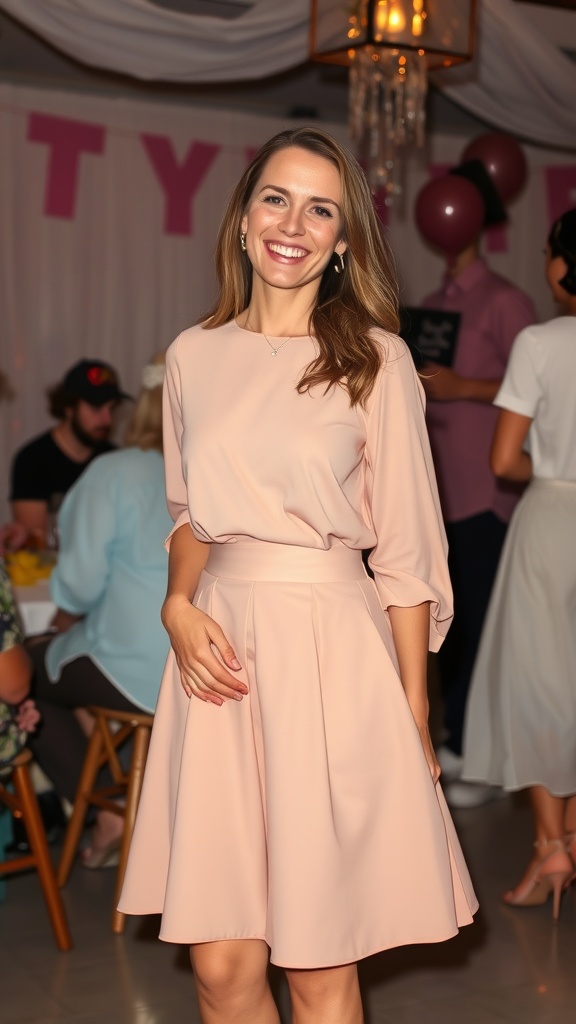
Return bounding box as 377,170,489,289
420,169,536,807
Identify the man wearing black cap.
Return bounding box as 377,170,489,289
10,359,130,543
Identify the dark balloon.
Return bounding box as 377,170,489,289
461,133,527,205
415,175,485,255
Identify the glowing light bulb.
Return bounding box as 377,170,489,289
411,1,424,38
374,1,388,42
388,2,407,33
348,14,361,40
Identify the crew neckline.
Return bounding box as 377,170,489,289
233,319,311,341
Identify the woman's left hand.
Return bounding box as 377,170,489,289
417,722,441,784
16,699,41,733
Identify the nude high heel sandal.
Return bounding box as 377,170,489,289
502,838,573,922
565,832,576,887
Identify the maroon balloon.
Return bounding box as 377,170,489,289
415,175,485,255
461,133,527,205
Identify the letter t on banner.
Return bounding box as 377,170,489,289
141,137,220,236
28,113,106,219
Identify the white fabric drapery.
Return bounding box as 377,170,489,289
0,0,575,149
0,0,311,81
434,0,576,150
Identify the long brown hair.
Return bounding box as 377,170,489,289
202,126,400,406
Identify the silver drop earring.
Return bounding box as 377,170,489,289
240,232,247,252
334,252,345,274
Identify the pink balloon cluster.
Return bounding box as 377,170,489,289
415,133,528,255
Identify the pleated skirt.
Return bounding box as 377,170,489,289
463,479,576,796
119,539,477,968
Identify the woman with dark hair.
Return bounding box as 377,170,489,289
462,208,576,919
120,127,476,1023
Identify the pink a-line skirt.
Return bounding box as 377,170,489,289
118,539,477,968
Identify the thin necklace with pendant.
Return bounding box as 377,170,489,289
245,321,293,356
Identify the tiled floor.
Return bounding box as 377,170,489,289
1,792,576,1023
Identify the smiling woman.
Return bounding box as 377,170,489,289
239,150,347,315
206,127,400,406
119,126,477,1024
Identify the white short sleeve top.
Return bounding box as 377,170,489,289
494,317,576,481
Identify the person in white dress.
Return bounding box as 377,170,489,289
462,208,576,919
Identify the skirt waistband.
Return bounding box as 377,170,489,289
205,540,366,583
531,478,576,491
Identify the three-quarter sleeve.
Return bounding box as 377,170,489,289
163,334,192,550
363,336,453,651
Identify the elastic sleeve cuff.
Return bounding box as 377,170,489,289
371,570,453,653
164,509,192,552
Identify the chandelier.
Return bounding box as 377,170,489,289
310,1,477,201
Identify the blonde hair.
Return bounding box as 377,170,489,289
202,126,400,407
124,351,165,451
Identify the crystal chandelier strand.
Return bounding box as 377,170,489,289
349,46,428,196
312,0,474,201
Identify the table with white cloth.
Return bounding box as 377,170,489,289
13,579,56,637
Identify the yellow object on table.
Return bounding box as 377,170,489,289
5,550,55,587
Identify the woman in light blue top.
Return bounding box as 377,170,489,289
29,352,172,866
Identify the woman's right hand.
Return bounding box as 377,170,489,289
162,595,248,706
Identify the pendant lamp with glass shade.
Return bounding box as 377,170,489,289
310,1,477,201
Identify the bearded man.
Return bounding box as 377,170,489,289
10,360,129,543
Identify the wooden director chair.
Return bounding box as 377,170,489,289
0,749,72,951
57,706,153,933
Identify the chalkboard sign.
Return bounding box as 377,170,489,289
399,307,461,368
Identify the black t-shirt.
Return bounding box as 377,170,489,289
9,430,115,509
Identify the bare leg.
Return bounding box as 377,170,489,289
563,794,576,868
86,807,124,847
286,962,363,1024
503,785,572,916
506,785,565,891
564,795,576,834
191,939,279,1024
530,785,566,844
